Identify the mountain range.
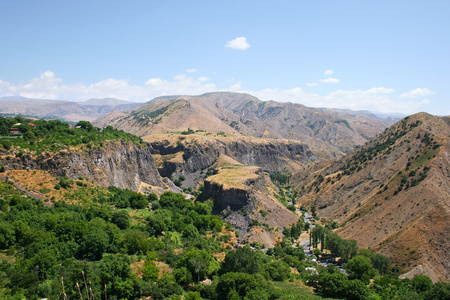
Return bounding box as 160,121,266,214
0,96,142,122
93,92,393,158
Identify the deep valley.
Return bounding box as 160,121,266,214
0,92,449,299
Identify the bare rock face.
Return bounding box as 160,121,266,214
145,133,315,186
202,178,256,212
1,140,164,192
200,159,298,247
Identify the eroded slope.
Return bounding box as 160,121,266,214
294,112,450,282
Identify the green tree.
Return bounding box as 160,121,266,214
316,272,348,297
156,273,183,298
147,209,173,236
99,254,134,299
220,245,268,275
76,120,95,132
173,267,193,285
264,260,291,281
0,123,8,135
111,210,130,230
215,272,279,300
0,222,15,249
372,253,391,276
424,282,450,300
178,249,217,283
130,193,148,209
413,274,433,294
343,279,370,300
78,226,109,260
345,255,374,280
142,256,159,282
122,229,147,255
148,193,158,202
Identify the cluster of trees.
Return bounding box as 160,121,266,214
269,172,290,185
0,173,449,300
307,223,450,299
0,116,143,154
282,218,305,241
311,225,358,263
312,257,450,300
0,176,314,299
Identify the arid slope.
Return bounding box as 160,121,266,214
294,112,450,282
94,92,391,157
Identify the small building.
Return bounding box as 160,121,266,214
9,128,22,134
305,267,319,276
28,123,37,127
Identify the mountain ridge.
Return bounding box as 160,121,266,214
294,112,450,282
0,96,143,122
93,92,393,158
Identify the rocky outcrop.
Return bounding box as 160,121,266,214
1,140,164,191
146,133,315,181
202,178,256,212
200,159,298,246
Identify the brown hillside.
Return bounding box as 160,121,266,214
294,112,450,282
93,92,391,157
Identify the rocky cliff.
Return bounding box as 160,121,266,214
200,156,299,247
0,140,164,192
144,132,315,187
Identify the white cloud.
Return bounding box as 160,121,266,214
0,71,433,115
173,74,186,81
228,81,242,91
319,77,340,83
306,82,318,87
240,86,429,114
324,70,334,75
0,71,217,102
186,68,197,73
399,88,435,98
225,37,250,50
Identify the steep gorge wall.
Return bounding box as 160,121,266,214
201,165,298,246
149,137,314,177
1,140,163,191
202,181,254,212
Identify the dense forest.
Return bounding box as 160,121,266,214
0,116,449,299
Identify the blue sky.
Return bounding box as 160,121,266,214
1,0,449,115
